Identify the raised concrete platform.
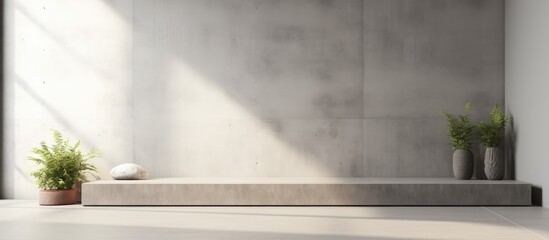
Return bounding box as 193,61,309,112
81,178,531,206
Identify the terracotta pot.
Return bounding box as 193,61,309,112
39,189,77,205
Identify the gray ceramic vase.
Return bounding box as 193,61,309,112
475,144,487,179
484,147,504,180
453,149,474,180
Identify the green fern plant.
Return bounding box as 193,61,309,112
477,105,509,148
28,130,99,190
443,102,474,150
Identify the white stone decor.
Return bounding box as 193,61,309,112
110,163,148,180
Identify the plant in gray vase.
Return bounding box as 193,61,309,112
444,102,474,180
477,105,508,180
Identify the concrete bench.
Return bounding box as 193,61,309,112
82,178,531,206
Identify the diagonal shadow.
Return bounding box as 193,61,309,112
109,0,366,178
12,1,133,176
13,74,98,149
10,0,363,180
13,1,117,81
10,0,505,184
7,0,506,186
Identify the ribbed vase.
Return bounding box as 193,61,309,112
453,149,474,180
484,147,504,180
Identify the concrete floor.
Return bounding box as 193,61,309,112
0,201,548,240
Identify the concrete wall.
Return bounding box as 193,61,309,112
506,0,549,207
2,0,504,198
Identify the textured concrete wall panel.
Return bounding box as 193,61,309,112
363,0,504,119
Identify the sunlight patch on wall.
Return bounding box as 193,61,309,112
12,0,133,198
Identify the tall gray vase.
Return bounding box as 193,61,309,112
484,147,504,180
475,144,487,179
453,149,473,180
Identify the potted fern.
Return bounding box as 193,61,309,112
443,102,474,180
28,130,98,205
477,105,508,180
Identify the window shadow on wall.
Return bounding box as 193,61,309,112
13,75,98,149
99,0,505,180
9,0,504,183
106,0,366,178
6,1,135,197
12,0,125,165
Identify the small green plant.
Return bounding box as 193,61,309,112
477,105,509,148
28,130,98,190
443,102,474,150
